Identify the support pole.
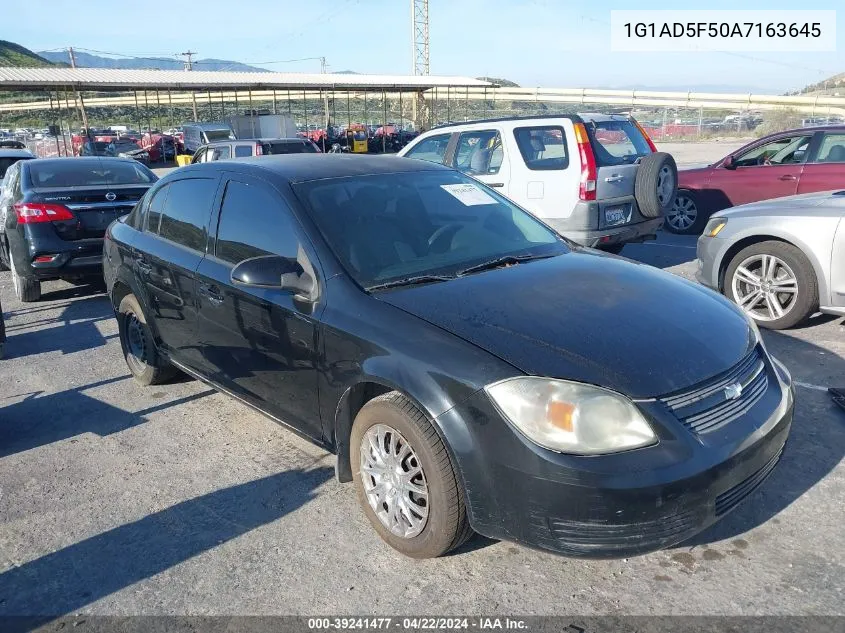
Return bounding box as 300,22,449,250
156,90,163,132
208,89,213,120
272,89,277,115
134,91,142,137
191,91,198,121
168,90,174,127
382,90,387,153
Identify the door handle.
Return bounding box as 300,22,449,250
778,174,797,181
488,182,504,188
604,174,624,183
198,283,224,306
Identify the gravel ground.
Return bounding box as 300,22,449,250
0,230,842,617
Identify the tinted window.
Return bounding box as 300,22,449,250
452,130,503,175
212,145,231,160
404,134,451,164
0,156,29,179
814,133,845,163
735,135,812,167
215,180,299,264
513,126,568,170
586,120,651,166
234,145,253,158
145,184,169,233
28,160,156,186
295,171,564,288
158,178,218,251
262,141,318,155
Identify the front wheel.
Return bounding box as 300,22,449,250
665,190,707,235
351,392,473,558
724,241,818,329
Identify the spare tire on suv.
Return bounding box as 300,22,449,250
635,152,677,219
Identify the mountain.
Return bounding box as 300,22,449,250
38,50,268,73
798,72,845,95
478,76,520,87
0,40,57,67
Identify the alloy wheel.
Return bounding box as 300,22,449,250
359,423,429,538
731,253,798,322
667,194,697,231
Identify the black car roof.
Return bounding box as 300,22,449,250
22,156,139,168
175,154,448,183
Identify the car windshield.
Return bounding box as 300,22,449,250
262,141,318,155
294,170,567,289
204,130,232,142
586,119,652,166
28,160,156,187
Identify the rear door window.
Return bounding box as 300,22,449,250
157,178,218,252
513,126,568,170
404,133,451,164
215,180,299,264
452,130,503,175
586,120,652,166
145,185,169,233
812,133,845,163
262,141,317,155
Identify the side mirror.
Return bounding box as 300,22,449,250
722,155,736,170
230,254,317,301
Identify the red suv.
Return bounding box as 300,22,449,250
668,125,845,234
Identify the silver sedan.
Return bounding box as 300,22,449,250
696,190,845,329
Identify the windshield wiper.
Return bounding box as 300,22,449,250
456,253,556,277
366,274,454,292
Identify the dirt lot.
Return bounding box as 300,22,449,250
0,229,842,617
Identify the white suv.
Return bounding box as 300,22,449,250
398,114,677,251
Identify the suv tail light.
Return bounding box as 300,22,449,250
573,123,597,202
14,202,75,224
255,142,263,156
631,118,658,152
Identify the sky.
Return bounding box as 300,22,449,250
5,0,844,93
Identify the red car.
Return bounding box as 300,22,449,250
669,125,845,234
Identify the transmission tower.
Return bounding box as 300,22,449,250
411,0,430,130
411,0,430,76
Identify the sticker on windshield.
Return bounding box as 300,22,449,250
440,183,497,206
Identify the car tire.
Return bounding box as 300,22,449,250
635,152,678,219
350,391,473,559
724,240,818,330
665,190,708,235
9,253,40,302
117,294,178,385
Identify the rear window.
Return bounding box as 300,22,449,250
586,120,652,166
27,160,156,187
204,130,233,142
0,156,29,179
262,141,318,155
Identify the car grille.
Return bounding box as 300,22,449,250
715,445,784,516
660,348,768,434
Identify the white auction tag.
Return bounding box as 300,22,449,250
440,183,497,206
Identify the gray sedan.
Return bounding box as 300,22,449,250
696,189,845,329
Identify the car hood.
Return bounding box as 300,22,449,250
714,189,845,219
376,252,756,398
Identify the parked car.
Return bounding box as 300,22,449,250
670,125,845,234
696,189,845,329
0,148,34,180
0,157,157,301
181,122,235,154
139,133,177,162
398,114,676,253
110,141,151,165
0,140,28,150
103,155,793,559
190,138,320,164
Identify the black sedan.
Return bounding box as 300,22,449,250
1,157,157,301
102,155,794,558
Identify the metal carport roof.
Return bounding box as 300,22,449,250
0,67,493,91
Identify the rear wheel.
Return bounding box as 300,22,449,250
118,294,177,385
351,392,473,558
724,241,817,330
665,190,707,235
9,252,41,303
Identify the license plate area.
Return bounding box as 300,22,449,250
604,204,632,227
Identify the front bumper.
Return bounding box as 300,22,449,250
436,355,794,558
695,234,727,290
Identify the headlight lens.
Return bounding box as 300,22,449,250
485,377,657,455
704,217,727,237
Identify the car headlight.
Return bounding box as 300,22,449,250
485,377,657,455
704,217,727,237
